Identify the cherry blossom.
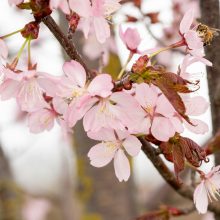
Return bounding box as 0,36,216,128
119,26,141,53
87,128,142,181
179,9,204,57
135,83,183,141
194,166,220,214
69,0,121,43
56,60,113,128
83,91,146,133
28,108,57,133
0,68,57,112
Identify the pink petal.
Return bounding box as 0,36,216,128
135,83,158,108
63,60,86,87
79,18,92,39
87,74,113,98
179,9,194,34
170,116,184,133
119,26,141,51
194,181,209,214
59,0,70,14
37,72,60,97
0,79,21,100
185,30,203,50
93,17,110,43
185,96,209,116
156,94,175,117
87,128,116,141
123,135,142,156
114,149,130,182
88,143,116,167
28,109,55,133
52,96,68,114
69,0,92,17
0,39,8,59
151,117,175,142
184,119,208,134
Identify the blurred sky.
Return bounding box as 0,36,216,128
0,0,214,199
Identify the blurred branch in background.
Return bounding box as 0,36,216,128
0,145,22,220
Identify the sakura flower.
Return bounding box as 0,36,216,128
194,166,220,214
87,128,142,181
69,0,121,43
119,26,141,53
56,60,113,128
180,54,212,80
28,108,57,133
49,0,70,14
0,68,58,112
8,0,23,5
135,83,183,141
83,91,146,133
179,9,204,57
0,39,8,59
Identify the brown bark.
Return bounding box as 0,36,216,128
200,0,220,219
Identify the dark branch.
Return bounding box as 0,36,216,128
139,137,220,214
42,15,92,79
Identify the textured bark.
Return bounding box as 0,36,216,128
200,0,220,219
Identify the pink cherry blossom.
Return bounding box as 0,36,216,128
119,26,141,53
194,166,220,214
56,60,114,128
180,54,212,80
0,68,58,112
0,39,8,59
8,0,23,5
135,83,183,141
179,9,204,57
83,91,146,133
49,0,70,14
87,128,142,182
28,108,57,133
69,0,121,43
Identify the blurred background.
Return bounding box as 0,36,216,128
0,0,216,219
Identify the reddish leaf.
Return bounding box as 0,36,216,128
136,210,169,220
160,142,173,162
172,143,185,179
181,137,208,166
152,74,192,124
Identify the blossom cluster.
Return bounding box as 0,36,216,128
1,0,220,215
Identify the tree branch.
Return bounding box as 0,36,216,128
42,15,93,79
139,137,220,214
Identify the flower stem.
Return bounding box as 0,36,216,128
17,38,29,59
27,37,32,69
117,52,133,80
149,39,185,58
0,29,23,39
